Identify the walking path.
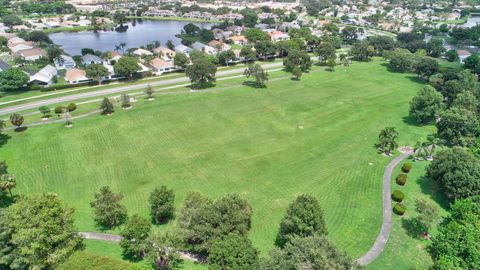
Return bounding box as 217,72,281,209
78,232,202,262
355,152,411,266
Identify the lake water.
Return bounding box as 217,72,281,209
461,15,480,28
49,19,214,55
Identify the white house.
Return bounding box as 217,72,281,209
82,54,103,65
174,44,193,55
54,55,76,70
29,65,58,86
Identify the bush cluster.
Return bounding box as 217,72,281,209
391,190,405,202
393,203,406,215
396,173,408,186
401,162,412,173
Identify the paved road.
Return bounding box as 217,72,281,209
0,62,284,116
78,232,203,262
355,152,411,266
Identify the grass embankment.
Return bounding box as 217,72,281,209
1,59,432,267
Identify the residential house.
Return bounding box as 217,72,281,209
191,42,217,55
208,40,231,52
218,13,244,21
153,47,176,60
15,48,48,61
54,55,76,70
278,21,300,32
269,31,289,42
148,57,174,75
82,54,103,65
77,19,92,26
212,29,233,41
65,68,89,84
102,63,115,79
44,21,60,28
133,48,153,57
29,65,57,86
0,60,10,72
258,13,279,20
226,25,244,36
7,37,27,47
228,35,248,45
12,25,31,31
174,44,193,55
457,50,471,63
9,43,34,53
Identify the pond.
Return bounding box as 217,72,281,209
49,19,215,55
460,15,480,28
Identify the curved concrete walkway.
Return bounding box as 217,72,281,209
78,232,202,262
355,152,411,266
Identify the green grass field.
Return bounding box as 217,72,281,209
1,59,433,267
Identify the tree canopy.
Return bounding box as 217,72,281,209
276,194,327,247
0,68,29,92
208,234,259,270
409,85,444,124
0,193,82,270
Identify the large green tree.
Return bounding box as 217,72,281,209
315,41,336,64
173,53,189,69
90,186,128,228
185,57,217,88
178,193,252,253
430,197,480,270
409,85,444,124
427,147,480,200
244,63,268,88
208,234,259,270
120,214,151,260
260,235,352,270
0,193,82,270
436,107,479,146
114,56,140,79
283,49,311,71
0,68,29,92
276,194,327,247
149,185,175,224
86,64,109,85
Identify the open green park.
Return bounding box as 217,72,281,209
1,59,439,269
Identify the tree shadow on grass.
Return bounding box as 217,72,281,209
0,134,11,148
402,115,426,127
417,175,449,210
242,81,266,89
401,217,424,239
14,127,28,132
188,82,216,90
0,195,17,208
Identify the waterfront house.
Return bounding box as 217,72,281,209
82,54,103,65
174,44,193,55
14,47,48,61
54,55,76,70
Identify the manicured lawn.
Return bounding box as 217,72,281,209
1,59,432,265
367,161,448,270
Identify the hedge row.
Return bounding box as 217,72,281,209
393,203,406,215
391,190,405,202
392,162,412,215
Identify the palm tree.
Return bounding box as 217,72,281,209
414,141,430,160
426,134,441,160
376,127,399,155
120,42,127,54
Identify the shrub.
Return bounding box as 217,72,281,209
396,173,408,186
393,203,406,215
67,103,77,112
391,190,405,202
54,105,66,115
402,162,412,173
